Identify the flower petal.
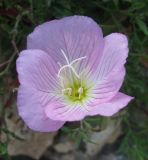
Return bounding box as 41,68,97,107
17,86,65,132
89,92,133,116
90,33,129,104
27,16,104,73
16,49,59,92
45,102,89,122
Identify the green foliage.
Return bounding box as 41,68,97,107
119,112,148,160
0,0,147,159
62,125,90,147
0,143,10,160
61,117,105,147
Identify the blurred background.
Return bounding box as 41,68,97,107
0,0,148,160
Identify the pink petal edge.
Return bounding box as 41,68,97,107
45,92,133,121
27,15,104,74
45,101,89,122
90,33,129,104
89,92,134,116
17,85,65,132
16,49,59,91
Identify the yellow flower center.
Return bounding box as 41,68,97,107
62,80,89,103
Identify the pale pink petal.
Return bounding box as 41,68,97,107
89,92,133,116
16,49,60,92
44,92,133,121
27,16,104,74
90,33,128,104
17,86,65,132
45,102,89,122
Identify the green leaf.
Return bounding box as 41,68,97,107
136,18,148,35
0,143,7,155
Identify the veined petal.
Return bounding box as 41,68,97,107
45,102,89,121
90,33,128,104
17,86,65,132
89,92,133,116
17,49,60,92
27,16,104,74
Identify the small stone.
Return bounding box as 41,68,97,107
74,151,90,160
54,141,75,153
86,118,122,156
99,154,117,160
8,132,57,159
99,154,127,160
2,108,57,160
60,154,75,160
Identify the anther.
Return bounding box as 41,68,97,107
62,88,72,96
78,87,83,99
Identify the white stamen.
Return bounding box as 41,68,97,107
70,66,80,78
57,64,80,79
58,53,86,79
70,56,86,65
78,87,83,99
57,64,69,77
62,88,72,96
61,49,69,64
58,49,87,96
58,49,81,79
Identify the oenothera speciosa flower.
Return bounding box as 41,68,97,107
16,16,133,132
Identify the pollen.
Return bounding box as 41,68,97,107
63,82,88,103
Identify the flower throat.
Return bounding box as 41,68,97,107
57,49,88,103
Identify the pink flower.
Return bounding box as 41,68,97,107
16,16,133,132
